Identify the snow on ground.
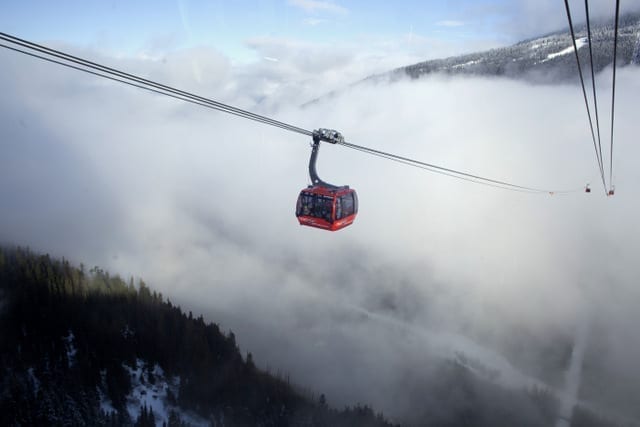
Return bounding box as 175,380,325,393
178,407,212,427
27,367,40,395
452,59,482,69
125,359,171,423
63,330,77,368
633,32,640,65
95,354,209,425
97,376,116,415
123,358,208,426
546,37,587,60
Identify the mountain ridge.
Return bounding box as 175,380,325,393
379,12,640,84
302,12,640,108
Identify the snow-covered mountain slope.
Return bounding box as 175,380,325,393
378,13,640,84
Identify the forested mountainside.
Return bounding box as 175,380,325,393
0,247,396,426
0,247,628,426
380,12,640,84
301,13,640,108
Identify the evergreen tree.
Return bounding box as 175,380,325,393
0,247,399,427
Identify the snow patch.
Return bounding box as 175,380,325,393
179,409,210,427
63,330,77,368
27,367,40,394
632,32,640,65
124,358,207,426
97,382,116,415
125,359,169,424
452,59,481,69
546,37,587,60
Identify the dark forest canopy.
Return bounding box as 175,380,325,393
0,246,396,426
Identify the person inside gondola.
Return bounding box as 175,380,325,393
302,200,311,216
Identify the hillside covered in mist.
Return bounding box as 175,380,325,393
0,247,397,426
1,247,629,426
375,12,640,84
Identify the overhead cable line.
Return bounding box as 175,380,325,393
609,0,621,191
563,0,607,194
339,141,581,194
0,31,584,195
0,42,304,132
0,32,313,138
584,0,605,180
339,141,542,193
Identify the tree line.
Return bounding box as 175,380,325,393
0,246,396,426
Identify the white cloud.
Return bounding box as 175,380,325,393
288,0,348,16
238,35,424,108
236,33,505,111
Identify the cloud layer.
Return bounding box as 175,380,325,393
1,36,640,423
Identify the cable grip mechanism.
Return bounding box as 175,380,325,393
313,128,344,144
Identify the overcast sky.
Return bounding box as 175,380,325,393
2,0,640,423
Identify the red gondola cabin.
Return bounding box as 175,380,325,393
296,128,358,231
296,186,358,231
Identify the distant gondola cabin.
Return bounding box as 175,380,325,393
296,186,358,231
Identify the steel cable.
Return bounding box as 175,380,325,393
609,0,621,190
585,0,605,180
563,0,608,194
0,32,313,137
0,32,587,196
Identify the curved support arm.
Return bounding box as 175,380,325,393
308,128,345,189
309,135,336,188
